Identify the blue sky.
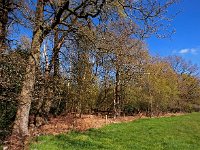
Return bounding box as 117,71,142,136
146,0,200,66
13,0,200,68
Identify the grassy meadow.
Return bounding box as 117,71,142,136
30,113,200,150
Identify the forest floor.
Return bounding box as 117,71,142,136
30,112,200,150
30,112,183,137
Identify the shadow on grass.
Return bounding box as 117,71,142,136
49,129,113,150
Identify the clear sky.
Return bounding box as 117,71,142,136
146,0,200,66
14,0,199,67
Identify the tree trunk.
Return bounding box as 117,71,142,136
53,27,60,78
10,30,43,149
42,29,64,115
10,1,44,148
114,68,121,118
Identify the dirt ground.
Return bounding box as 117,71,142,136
30,112,184,137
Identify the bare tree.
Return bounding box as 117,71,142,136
10,1,108,148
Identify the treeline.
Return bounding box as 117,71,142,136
0,0,200,148
1,21,200,141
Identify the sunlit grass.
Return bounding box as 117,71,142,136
30,113,200,150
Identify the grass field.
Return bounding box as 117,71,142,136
30,113,200,150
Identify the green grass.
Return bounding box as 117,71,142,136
30,113,200,150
